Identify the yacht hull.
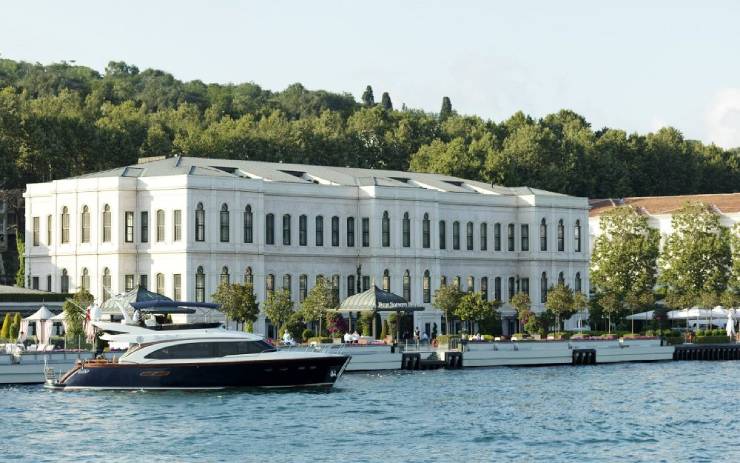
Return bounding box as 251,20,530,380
48,355,350,390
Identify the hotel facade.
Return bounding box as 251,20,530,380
23,156,590,336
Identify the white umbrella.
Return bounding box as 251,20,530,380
23,305,54,345
727,310,736,338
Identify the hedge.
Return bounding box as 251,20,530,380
694,335,731,344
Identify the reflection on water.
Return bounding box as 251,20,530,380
3,362,740,462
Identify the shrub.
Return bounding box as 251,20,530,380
645,330,655,336
482,335,494,342
307,336,333,344
665,335,684,345
436,334,460,346
0,313,11,339
696,329,705,337
301,328,315,341
694,335,731,344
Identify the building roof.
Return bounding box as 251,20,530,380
72,156,568,197
0,285,56,296
589,193,740,217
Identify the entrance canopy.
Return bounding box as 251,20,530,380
335,286,424,313
19,305,54,344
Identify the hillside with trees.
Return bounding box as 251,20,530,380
0,58,738,197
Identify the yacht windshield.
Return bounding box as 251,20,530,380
146,340,276,359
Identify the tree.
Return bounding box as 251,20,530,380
510,292,532,333
63,289,94,342
263,289,294,337
0,313,11,339
440,96,452,120
212,282,260,331
15,232,25,287
9,312,21,340
361,85,375,107
455,291,498,334
544,284,577,332
300,277,336,336
591,205,660,328
660,202,733,310
433,284,463,334
380,92,393,111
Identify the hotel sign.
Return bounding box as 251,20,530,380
377,301,409,309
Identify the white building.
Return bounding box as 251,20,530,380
589,194,740,253
23,156,590,336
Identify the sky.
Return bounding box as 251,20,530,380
2,0,740,148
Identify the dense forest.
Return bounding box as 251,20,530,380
0,58,738,197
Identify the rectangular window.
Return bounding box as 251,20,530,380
299,215,307,246
495,277,502,301
299,275,308,302
140,211,149,243
265,214,275,245
346,217,355,247
480,223,487,251
521,224,529,251
508,277,516,300
439,220,446,250
494,223,501,251
453,222,460,250
32,276,39,290
315,216,324,246
32,216,39,246
332,216,339,247
362,276,370,292
283,215,291,245
173,210,182,241
157,210,165,242
507,223,515,251
139,274,148,290
362,217,369,247
173,274,182,300
466,222,473,250
481,277,488,301
125,274,135,292
125,211,134,243
47,215,52,245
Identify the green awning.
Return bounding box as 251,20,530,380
335,286,424,313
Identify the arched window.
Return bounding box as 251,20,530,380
521,224,529,251
346,217,355,247
402,212,411,248
316,274,325,285
156,272,165,295
382,211,390,247
265,213,275,245
540,272,548,303
331,275,340,303
494,277,502,301
60,269,69,294
453,276,461,289
347,275,356,297
558,271,565,286
283,274,292,298
195,203,205,242
80,206,90,243
220,204,230,243
102,205,111,242
508,277,515,300
452,221,460,250
494,223,501,251
156,209,165,242
283,214,291,245
439,220,446,250
540,219,547,251
299,274,308,301
423,270,431,303
480,223,487,251
81,267,90,292
244,205,253,243
195,266,205,302
403,270,411,301
102,268,111,302
467,275,475,293
220,266,230,286
574,220,582,253
575,272,582,293
481,277,488,301
422,213,430,248
331,216,339,247
315,215,324,246
299,215,307,246
61,206,70,244
440,275,447,287
266,273,275,294
507,223,515,251
466,222,474,250
382,269,390,292
244,267,253,285
557,219,565,252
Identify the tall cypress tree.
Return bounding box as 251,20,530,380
440,96,453,120
381,92,393,110
361,85,375,107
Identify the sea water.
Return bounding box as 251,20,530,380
2,361,739,462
